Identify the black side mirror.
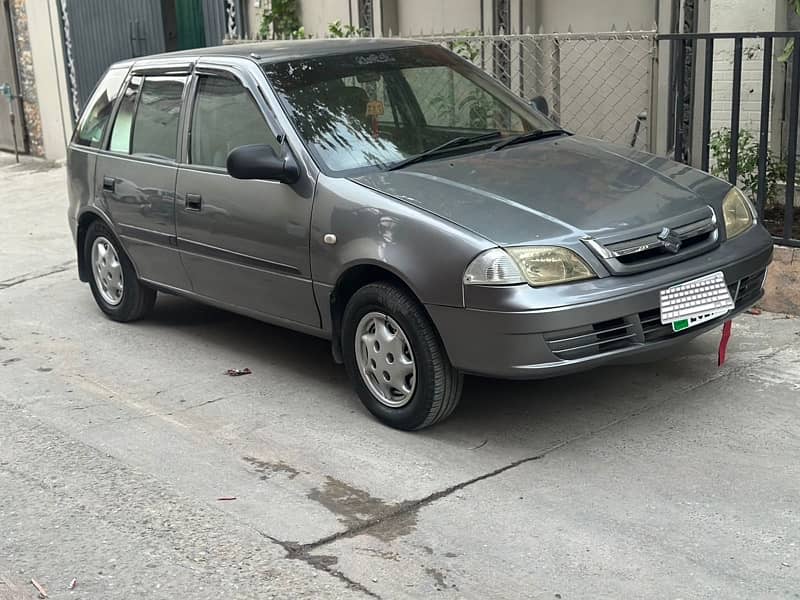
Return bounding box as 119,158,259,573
530,95,549,117
226,144,300,184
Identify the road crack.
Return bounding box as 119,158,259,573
0,261,75,290
255,531,383,599
286,336,800,558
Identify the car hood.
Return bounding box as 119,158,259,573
351,136,728,246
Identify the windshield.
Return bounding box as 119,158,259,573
263,45,552,174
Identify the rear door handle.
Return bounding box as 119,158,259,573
102,176,115,192
185,193,202,211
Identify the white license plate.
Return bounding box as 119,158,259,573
659,271,734,332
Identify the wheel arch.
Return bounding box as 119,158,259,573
329,262,426,364
76,209,136,282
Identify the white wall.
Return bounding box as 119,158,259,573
24,0,73,161
246,0,261,37
299,0,352,37
394,0,656,35
536,0,656,33
396,0,482,35
246,0,350,38
251,0,660,38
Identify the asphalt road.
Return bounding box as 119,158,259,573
1,155,799,599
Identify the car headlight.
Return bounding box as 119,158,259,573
464,246,596,287
723,187,756,239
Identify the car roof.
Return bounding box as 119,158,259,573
118,38,434,69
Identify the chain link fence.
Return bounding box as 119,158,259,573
226,30,657,150
424,31,656,150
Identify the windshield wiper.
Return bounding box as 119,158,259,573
491,128,570,151
386,131,502,171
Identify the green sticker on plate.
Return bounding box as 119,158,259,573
672,319,689,332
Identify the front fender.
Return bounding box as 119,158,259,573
310,175,494,325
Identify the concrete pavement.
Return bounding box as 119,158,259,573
1,153,799,599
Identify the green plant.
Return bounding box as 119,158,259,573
779,0,800,62
259,0,302,39
709,127,787,204
327,20,365,38
428,30,493,128
449,30,482,62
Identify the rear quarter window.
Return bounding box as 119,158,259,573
106,74,186,161
73,68,127,148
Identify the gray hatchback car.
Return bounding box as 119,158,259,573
67,39,773,429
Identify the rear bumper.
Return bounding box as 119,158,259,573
426,226,773,379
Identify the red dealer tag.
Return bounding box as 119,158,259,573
718,319,732,366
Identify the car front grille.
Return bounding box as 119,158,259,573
582,206,720,275
543,269,766,361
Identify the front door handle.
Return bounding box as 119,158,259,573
102,176,115,192
185,193,202,211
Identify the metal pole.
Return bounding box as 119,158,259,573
674,39,686,162
756,36,773,222
2,0,25,157
728,37,743,185
783,35,800,242
9,106,18,162
551,37,560,124
700,38,714,172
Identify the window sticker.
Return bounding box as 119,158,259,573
366,100,385,117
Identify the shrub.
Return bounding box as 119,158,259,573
709,128,787,205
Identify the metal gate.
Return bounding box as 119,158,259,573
60,0,167,118
659,31,800,247
0,0,26,154
60,0,246,120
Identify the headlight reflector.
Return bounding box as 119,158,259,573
464,246,596,286
722,187,756,239
507,246,596,286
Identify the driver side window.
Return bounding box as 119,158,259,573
190,74,280,169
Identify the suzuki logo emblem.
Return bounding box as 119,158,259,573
658,227,682,254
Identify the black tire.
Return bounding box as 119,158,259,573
84,220,156,322
342,282,463,430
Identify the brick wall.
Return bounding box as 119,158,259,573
708,0,778,138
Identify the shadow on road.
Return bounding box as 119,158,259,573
129,291,708,443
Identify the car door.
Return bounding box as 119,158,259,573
95,66,192,290
174,63,319,327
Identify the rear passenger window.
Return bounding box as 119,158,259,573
74,68,127,147
107,74,186,161
190,75,279,169
132,76,186,160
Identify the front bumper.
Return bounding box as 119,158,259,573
427,226,773,379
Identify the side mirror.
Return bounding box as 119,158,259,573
226,144,300,184
530,95,549,117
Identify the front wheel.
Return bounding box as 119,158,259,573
342,282,463,430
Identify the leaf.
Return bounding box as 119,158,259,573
778,39,795,63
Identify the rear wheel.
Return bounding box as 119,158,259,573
84,221,156,322
342,282,463,430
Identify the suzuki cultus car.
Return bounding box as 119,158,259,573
67,39,772,429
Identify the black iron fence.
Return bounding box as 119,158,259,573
660,31,800,248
